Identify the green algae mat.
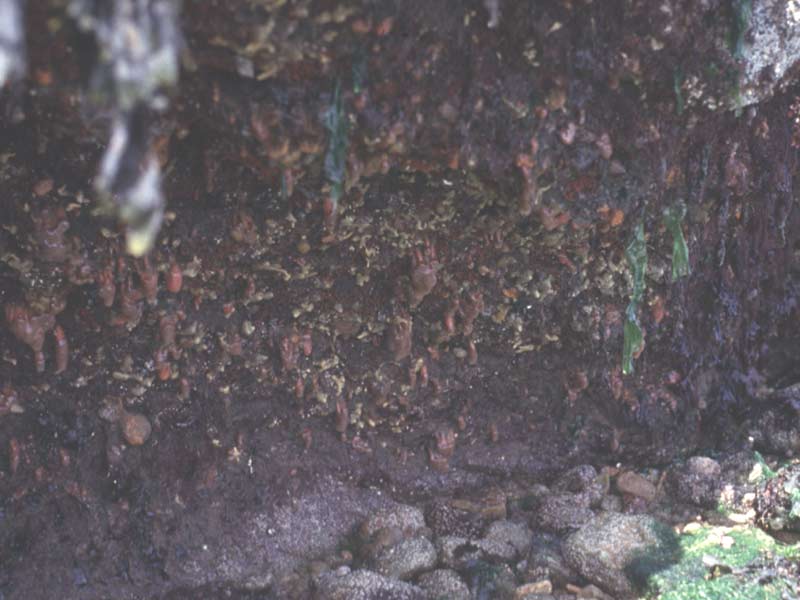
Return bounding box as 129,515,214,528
644,525,799,600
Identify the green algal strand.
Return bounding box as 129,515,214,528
663,202,690,281
324,80,348,208
623,222,647,375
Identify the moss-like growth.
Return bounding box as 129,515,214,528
645,525,800,600
752,451,778,482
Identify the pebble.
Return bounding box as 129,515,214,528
616,471,657,502
681,522,702,534
515,579,552,597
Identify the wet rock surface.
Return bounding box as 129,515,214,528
1,0,800,599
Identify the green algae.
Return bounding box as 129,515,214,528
663,203,690,281
645,525,800,600
623,222,647,375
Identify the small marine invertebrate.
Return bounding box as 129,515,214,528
334,398,349,438
165,261,183,293
301,427,313,450
428,446,449,472
434,427,456,459
136,256,158,305
460,291,483,336
53,325,68,374
153,346,171,380
516,152,538,216
279,333,300,372
230,209,259,244
96,263,116,307
386,315,413,362
31,206,70,263
0,384,23,417
300,331,313,357
159,312,178,347
467,339,478,365
564,369,589,403
5,304,55,372
113,276,144,328
409,242,439,307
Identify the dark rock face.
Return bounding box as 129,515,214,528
1,1,799,598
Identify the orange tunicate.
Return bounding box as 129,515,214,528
121,413,152,446
166,262,183,293
157,364,171,381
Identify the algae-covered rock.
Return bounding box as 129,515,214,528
755,461,800,533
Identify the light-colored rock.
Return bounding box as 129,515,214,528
373,536,437,580
563,512,675,598
599,495,622,512
417,569,469,600
436,535,482,570
736,0,800,108
535,493,594,533
315,568,425,600
477,520,532,562
670,456,722,508
360,505,427,541
515,579,552,597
